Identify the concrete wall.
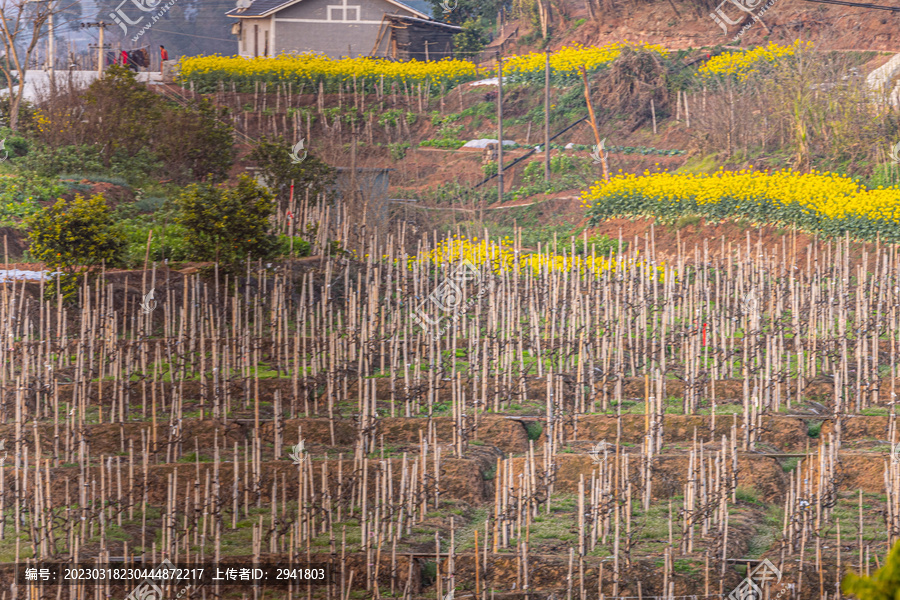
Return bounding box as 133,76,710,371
868,53,900,107
272,0,418,59
239,17,274,57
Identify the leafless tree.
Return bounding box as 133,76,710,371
0,0,63,130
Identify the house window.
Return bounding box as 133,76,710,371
327,0,361,21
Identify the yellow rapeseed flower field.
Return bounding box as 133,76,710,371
582,169,900,241
178,42,669,93
502,42,667,82
179,53,483,93
698,41,812,81
409,236,657,278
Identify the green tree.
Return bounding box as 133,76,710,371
843,539,900,599
248,136,335,209
176,175,277,266
27,193,125,298
82,66,164,166
156,98,235,183
453,19,488,59
427,0,509,27
33,66,234,184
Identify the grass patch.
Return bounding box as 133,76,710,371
735,486,762,505
675,215,702,229
672,559,699,575
807,421,823,438
781,456,800,473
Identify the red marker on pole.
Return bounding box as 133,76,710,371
702,322,707,347
289,179,295,225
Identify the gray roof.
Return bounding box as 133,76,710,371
226,0,430,18
226,0,301,17
392,0,432,17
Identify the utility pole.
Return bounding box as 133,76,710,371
496,51,503,212
98,23,105,75
544,49,551,182
82,22,110,75
48,9,53,75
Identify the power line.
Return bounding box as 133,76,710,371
136,28,235,42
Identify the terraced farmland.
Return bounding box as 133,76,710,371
1,221,898,600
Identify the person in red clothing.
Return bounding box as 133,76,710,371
159,45,168,71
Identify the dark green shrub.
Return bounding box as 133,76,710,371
27,193,125,298
524,421,543,440
276,235,312,258
843,539,900,599
176,175,278,266
17,145,105,177
155,98,234,183
808,421,823,438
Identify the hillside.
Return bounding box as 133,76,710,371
5,10,900,600
529,0,900,51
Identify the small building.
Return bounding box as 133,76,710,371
226,0,452,60
371,15,461,61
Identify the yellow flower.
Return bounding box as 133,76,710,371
178,42,669,91
581,169,900,237
178,53,481,90
407,236,662,279
698,41,813,81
